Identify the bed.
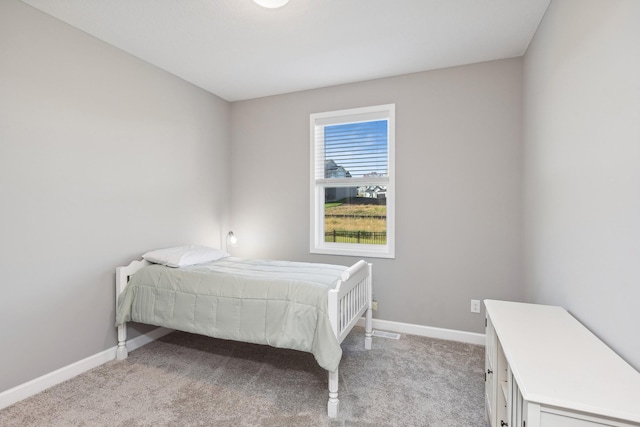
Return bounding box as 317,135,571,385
115,247,373,418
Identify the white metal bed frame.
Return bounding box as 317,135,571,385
115,258,373,418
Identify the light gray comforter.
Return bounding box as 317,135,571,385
116,257,347,372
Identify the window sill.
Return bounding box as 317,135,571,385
311,244,395,259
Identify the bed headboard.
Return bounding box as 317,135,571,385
115,259,151,296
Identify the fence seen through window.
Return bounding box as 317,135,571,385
324,193,387,245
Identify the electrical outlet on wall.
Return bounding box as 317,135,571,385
470,299,481,313
372,300,378,311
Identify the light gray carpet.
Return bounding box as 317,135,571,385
0,327,486,426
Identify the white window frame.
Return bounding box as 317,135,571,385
310,104,395,259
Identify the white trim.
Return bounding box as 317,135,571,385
125,327,174,353
0,327,173,410
0,347,114,410
310,103,396,259
357,318,486,346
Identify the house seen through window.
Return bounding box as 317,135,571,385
310,104,395,258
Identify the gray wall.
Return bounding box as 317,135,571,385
8,0,637,397
230,58,524,334
522,0,640,369
0,0,231,392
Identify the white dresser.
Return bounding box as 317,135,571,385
484,300,640,427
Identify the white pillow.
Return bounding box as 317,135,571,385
142,245,229,268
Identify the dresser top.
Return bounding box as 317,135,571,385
485,299,640,423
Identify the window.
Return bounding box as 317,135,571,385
310,104,395,258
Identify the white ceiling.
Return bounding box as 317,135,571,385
20,0,550,102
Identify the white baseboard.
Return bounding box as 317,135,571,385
0,347,115,411
358,317,486,346
0,327,173,411
126,327,174,353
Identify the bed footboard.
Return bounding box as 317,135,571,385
326,260,373,418
328,260,373,345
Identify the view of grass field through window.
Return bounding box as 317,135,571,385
324,197,387,245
